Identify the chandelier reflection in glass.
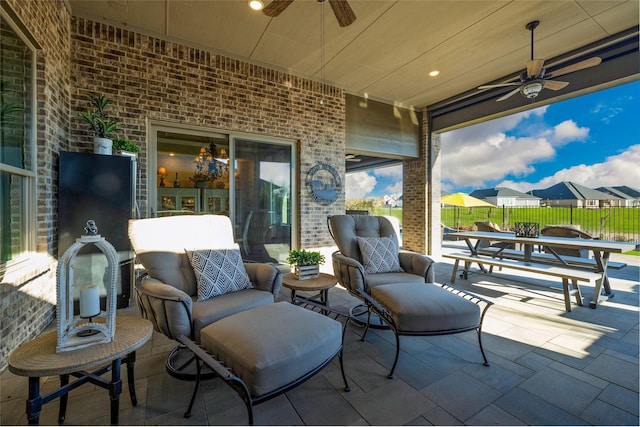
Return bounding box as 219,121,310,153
190,142,229,186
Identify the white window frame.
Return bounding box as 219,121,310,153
0,7,38,278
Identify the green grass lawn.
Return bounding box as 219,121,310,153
370,206,639,254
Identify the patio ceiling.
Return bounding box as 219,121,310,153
68,0,639,111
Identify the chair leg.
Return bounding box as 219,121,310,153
360,306,372,341
388,331,401,379
184,357,202,418
338,348,351,392
477,327,490,366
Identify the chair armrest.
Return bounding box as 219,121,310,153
136,276,193,340
331,251,366,294
244,262,282,297
398,251,435,282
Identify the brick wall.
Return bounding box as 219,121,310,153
2,0,350,370
402,108,428,254
1,0,71,371
70,17,346,248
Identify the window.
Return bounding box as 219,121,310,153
150,123,295,265
0,12,36,265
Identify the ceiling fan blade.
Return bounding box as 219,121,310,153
526,59,545,78
478,82,521,89
496,87,521,102
544,80,569,91
547,57,602,78
263,0,294,17
328,0,356,27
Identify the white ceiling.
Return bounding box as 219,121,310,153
68,0,639,109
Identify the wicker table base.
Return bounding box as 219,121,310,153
8,317,152,425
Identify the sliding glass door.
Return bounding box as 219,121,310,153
151,124,293,264
234,138,292,264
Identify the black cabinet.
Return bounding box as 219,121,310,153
58,151,137,309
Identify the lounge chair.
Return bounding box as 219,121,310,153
541,225,595,257
328,214,492,378
474,221,514,249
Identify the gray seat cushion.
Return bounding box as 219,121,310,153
370,283,480,333
192,289,274,341
365,271,425,290
200,302,343,396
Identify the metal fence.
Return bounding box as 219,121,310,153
441,205,640,244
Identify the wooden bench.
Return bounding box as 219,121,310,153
477,247,627,269
443,252,601,312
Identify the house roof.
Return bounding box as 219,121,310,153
596,186,640,199
530,181,620,201
470,187,540,200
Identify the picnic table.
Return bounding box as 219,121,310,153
443,231,635,310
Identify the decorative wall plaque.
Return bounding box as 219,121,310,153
305,163,341,205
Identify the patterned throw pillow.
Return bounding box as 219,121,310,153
356,236,404,274
186,248,253,302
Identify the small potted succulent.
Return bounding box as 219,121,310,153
112,138,140,157
77,93,119,155
287,249,325,280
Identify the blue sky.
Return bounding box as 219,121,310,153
346,80,640,199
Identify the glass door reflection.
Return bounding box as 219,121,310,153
234,139,292,264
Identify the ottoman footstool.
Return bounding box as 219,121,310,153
363,282,493,378
180,302,350,424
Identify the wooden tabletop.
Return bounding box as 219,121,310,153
8,317,153,377
447,231,636,253
282,272,337,292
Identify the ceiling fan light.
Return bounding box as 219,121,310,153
521,81,544,98
248,0,264,11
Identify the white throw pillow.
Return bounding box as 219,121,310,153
186,248,253,301
356,236,404,274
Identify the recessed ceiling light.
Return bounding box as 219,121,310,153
429,70,440,77
248,0,264,11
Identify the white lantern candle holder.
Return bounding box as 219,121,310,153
56,220,118,352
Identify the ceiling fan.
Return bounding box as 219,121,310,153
262,0,356,27
478,20,602,101
345,154,361,162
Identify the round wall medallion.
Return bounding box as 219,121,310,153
305,163,341,205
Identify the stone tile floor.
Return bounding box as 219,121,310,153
2,242,638,425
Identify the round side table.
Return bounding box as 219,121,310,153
282,272,337,306
9,316,152,425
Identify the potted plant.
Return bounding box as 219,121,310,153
287,249,325,280
112,138,140,157
77,93,119,155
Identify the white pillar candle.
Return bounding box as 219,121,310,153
79,285,100,318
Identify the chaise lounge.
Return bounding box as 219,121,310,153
328,215,493,378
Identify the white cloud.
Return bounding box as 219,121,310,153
551,120,589,145
374,164,402,179
385,180,403,195
440,105,598,189
441,131,555,188
592,96,628,124
497,144,640,192
346,171,376,199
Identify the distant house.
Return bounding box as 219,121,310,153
596,186,640,207
470,187,541,207
383,194,402,207
529,181,619,208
